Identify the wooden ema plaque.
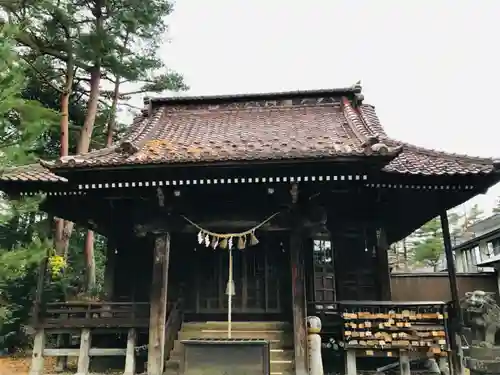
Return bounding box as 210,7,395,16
340,302,450,356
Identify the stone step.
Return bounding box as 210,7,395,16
178,329,292,342
164,369,293,375
169,347,294,362
182,321,291,331
166,320,295,375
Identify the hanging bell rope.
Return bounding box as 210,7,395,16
181,211,281,250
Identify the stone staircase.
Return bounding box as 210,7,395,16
164,321,294,375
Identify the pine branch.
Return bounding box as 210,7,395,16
20,55,63,94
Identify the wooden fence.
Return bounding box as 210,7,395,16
390,272,498,301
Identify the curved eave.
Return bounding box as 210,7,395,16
0,164,69,196
379,139,499,176
41,149,403,174
0,164,67,183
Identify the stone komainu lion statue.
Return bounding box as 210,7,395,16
461,290,500,348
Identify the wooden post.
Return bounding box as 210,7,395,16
147,234,171,375
290,225,308,375
54,334,69,372
399,351,411,375
28,329,45,375
440,211,465,375
345,350,357,375
439,355,451,375
76,328,91,375
30,255,48,375
376,227,392,300
123,328,137,375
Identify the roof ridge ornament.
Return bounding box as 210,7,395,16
351,80,364,107
493,158,500,171
360,135,403,156
115,141,140,156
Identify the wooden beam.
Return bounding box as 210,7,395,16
43,348,127,357
147,234,171,375
290,221,307,375
133,209,326,237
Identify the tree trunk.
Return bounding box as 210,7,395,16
54,62,74,257
105,77,120,147
84,230,96,292
76,65,101,154
59,65,101,268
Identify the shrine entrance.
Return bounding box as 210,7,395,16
186,236,290,317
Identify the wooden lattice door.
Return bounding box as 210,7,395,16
312,240,336,302
193,241,287,314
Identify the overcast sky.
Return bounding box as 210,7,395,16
156,0,499,216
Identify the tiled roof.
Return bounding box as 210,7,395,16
356,105,496,175
0,164,67,182
44,95,400,169
383,143,495,175
3,86,499,181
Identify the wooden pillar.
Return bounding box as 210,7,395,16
28,329,45,375
147,234,171,375
440,211,465,375
399,351,411,375
123,328,137,375
440,211,463,325
376,227,392,300
290,225,308,375
54,334,69,372
76,329,91,375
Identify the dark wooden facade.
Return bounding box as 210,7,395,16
2,86,500,375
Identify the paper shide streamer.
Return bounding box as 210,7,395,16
184,212,281,250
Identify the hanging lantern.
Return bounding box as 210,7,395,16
228,237,233,250
204,234,210,247
197,231,204,244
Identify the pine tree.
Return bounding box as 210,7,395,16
0,26,58,166
1,0,187,292
411,217,444,271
